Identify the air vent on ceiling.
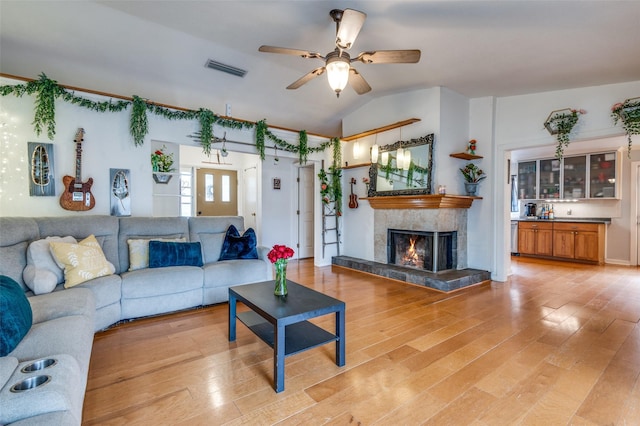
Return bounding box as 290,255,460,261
205,59,247,78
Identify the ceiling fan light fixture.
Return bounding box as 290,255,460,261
326,56,350,97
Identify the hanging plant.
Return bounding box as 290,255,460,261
298,130,308,164
198,109,215,155
129,96,148,146
611,97,640,158
255,119,267,160
32,73,62,139
544,108,586,159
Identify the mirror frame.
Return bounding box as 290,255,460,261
367,133,434,197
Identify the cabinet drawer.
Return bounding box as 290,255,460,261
518,221,553,230
553,222,599,232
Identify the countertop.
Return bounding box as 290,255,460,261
512,217,611,224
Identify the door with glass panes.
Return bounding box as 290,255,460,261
196,168,237,216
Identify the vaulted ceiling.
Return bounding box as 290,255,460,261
1,1,639,137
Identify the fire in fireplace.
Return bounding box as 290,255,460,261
388,229,457,273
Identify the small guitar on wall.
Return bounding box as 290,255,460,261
60,128,95,211
349,177,358,209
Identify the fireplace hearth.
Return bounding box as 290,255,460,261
388,229,457,273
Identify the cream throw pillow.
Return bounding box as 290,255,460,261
127,237,186,271
50,235,115,288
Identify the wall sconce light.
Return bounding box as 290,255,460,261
370,134,379,163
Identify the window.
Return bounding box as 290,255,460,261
222,175,230,202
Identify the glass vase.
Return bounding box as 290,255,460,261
274,259,288,296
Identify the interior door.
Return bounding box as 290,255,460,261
243,166,258,231
297,166,314,258
196,168,237,216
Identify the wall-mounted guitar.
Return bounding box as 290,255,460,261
349,177,358,209
60,128,95,211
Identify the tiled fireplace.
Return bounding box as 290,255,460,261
332,197,490,292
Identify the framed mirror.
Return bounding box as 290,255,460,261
367,133,434,197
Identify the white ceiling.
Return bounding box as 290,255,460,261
1,1,639,137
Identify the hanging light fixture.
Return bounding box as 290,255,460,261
370,134,379,163
396,147,404,169
325,52,350,97
353,139,361,159
403,149,411,170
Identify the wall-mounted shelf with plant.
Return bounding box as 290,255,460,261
611,97,640,157
544,108,586,159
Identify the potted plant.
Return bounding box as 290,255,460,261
460,163,486,196
151,146,175,183
611,97,640,158
544,108,586,159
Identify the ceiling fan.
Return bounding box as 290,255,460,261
259,8,421,97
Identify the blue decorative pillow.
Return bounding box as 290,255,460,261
219,225,258,260
148,241,203,268
0,275,33,357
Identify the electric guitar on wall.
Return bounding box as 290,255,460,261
60,128,95,211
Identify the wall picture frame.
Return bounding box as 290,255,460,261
273,178,281,190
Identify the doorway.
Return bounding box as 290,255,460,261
196,168,237,216
632,161,640,266
297,165,315,258
243,166,258,232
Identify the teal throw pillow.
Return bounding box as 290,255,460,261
219,225,258,260
0,275,33,356
148,241,203,268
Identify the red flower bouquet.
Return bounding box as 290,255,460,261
267,244,294,263
268,245,294,296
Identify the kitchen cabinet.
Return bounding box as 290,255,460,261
517,161,537,200
516,151,618,200
539,159,560,199
518,221,553,256
519,221,605,264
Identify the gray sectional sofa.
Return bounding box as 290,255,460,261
0,215,272,425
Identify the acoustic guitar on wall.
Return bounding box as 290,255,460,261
60,128,95,211
349,177,358,209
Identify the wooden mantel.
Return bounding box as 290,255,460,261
362,194,481,209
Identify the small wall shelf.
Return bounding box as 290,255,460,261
450,153,483,160
340,162,371,170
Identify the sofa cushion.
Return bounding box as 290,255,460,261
219,225,258,260
36,215,120,273
23,236,78,295
0,276,33,357
50,235,116,288
188,216,245,264
0,356,18,390
28,287,95,325
127,237,186,271
0,217,40,289
149,241,203,267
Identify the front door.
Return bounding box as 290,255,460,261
196,168,237,216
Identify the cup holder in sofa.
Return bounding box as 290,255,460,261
10,375,51,393
21,358,57,373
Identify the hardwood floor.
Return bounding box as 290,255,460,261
83,258,640,425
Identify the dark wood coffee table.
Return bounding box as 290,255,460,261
228,280,345,392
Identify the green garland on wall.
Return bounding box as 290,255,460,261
0,73,339,164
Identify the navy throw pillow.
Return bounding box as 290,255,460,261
148,241,203,268
0,275,33,356
219,225,258,260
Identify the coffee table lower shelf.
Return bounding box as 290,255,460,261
237,311,338,356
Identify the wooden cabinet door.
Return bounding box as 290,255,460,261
536,228,554,256
574,231,599,262
518,227,536,255
553,229,575,258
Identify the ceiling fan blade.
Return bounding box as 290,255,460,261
348,68,371,95
336,9,366,50
259,45,324,60
287,67,326,90
354,50,421,64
